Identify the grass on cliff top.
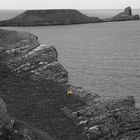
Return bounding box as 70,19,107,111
0,63,86,140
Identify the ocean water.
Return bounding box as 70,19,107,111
0,10,140,106
81,9,140,18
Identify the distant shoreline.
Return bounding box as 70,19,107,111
0,7,139,26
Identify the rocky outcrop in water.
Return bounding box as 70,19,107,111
124,7,132,15
104,6,139,22
0,29,68,83
0,7,139,26
0,9,102,26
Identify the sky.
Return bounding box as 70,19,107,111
0,0,140,9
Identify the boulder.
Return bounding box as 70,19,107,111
0,29,68,83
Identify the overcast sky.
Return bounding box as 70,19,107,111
1,0,140,9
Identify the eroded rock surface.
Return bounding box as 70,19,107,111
0,29,68,83
62,85,140,140
124,7,132,15
1,28,140,140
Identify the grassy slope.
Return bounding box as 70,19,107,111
0,10,101,26
0,62,86,140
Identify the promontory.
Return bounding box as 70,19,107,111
0,9,102,26
0,7,139,26
1,29,140,140
103,6,139,22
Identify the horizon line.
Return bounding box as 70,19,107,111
0,8,140,10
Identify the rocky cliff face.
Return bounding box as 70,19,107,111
0,29,68,83
1,29,140,140
104,7,139,22
62,85,140,140
0,9,102,26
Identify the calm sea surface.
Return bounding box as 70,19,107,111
0,9,140,106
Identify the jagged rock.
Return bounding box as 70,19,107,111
0,9,102,26
104,6,139,22
0,29,68,83
1,28,140,140
124,7,132,15
31,61,68,82
62,89,140,140
0,29,39,53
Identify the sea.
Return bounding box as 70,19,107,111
0,9,140,106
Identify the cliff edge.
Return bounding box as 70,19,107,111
0,29,68,83
1,29,140,140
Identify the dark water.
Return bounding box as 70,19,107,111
0,10,140,106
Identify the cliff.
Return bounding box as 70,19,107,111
0,29,68,83
104,7,139,22
0,9,102,26
0,29,87,139
1,29,140,140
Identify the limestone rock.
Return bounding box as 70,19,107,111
0,29,39,52
31,61,68,82
62,91,140,140
0,29,68,83
124,7,132,15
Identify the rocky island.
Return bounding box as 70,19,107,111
0,9,102,26
1,29,140,140
0,7,139,27
103,7,139,22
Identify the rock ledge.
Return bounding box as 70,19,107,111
0,29,68,83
